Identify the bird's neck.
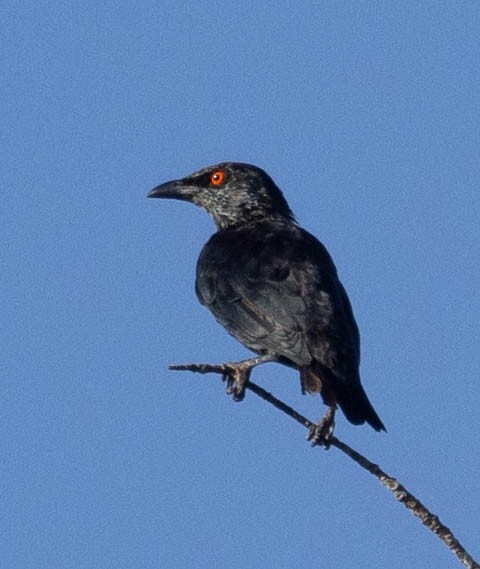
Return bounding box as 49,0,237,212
214,211,295,231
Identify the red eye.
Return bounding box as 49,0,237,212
210,170,225,186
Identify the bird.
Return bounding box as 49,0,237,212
148,162,385,442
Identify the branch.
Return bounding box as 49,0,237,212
170,362,479,569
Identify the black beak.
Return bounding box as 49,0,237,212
147,179,194,201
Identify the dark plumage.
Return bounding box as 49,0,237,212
148,162,385,433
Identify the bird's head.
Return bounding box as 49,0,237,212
148,162,295,229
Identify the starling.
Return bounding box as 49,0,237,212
148,162,385,439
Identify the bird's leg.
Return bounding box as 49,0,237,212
169,354,277,402
306,406,336,449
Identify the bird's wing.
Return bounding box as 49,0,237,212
195,224,359,372
199,254,312,363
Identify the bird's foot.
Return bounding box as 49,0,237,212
169,355,276,402
222,362,252,402
307,407,336,449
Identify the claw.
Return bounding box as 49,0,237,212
307,407,336,448
224,364,251,401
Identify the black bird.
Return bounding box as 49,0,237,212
148,162,385,438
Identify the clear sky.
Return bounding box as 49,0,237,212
3,2,479,568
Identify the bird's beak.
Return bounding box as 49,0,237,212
147,179,195,202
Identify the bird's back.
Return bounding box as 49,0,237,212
196,219,358,370
195,218,384,431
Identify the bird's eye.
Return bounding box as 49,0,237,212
210,170,225,186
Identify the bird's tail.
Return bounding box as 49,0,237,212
336,382,386,432
302,364,386,432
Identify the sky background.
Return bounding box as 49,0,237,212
2,2,479,568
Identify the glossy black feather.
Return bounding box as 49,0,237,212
195,218,385,431
150,162,385,431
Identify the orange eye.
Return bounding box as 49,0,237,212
210,170,225,186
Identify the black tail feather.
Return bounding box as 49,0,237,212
304,363,386,432
336,382,386,432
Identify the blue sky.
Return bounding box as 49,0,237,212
3,2,479,568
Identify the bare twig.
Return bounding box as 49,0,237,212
170,362,479,569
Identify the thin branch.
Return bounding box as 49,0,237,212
170,362,479,569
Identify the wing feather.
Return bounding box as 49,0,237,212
195,223,359,383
